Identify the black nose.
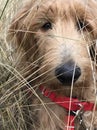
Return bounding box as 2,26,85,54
55,61,81,85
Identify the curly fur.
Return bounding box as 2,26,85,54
8,0,97,130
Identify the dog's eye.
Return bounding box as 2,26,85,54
77,19,92,32
77,20,85,30
41,22,52,31
77,19,88,31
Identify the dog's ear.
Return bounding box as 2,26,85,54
7,1,40,68
7,3,31,46
7,1,38,48
86,0,97,63
87,0,97,37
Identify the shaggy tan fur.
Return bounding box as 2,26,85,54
8,0,97,130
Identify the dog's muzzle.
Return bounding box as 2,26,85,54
55,60,81,85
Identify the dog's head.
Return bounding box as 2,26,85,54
8,0,97,97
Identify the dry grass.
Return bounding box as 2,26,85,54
0,0,97,130
0,1,30,130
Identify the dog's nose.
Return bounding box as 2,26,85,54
55,61,81,85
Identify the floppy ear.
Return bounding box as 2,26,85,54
8,0,40,44
7,1,41,80
86,0,97,64
7,1,39,64
8,2,32,47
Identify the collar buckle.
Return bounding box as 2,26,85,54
71,104,87,130
76,105,87,130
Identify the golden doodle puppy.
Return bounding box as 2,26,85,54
8,0,97,130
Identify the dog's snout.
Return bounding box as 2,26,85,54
55,61,81,85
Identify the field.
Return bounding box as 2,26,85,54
0,1,30,130
0,0,97,130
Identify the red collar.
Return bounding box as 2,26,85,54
39,85,95,130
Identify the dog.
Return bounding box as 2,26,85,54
8,0,97,130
